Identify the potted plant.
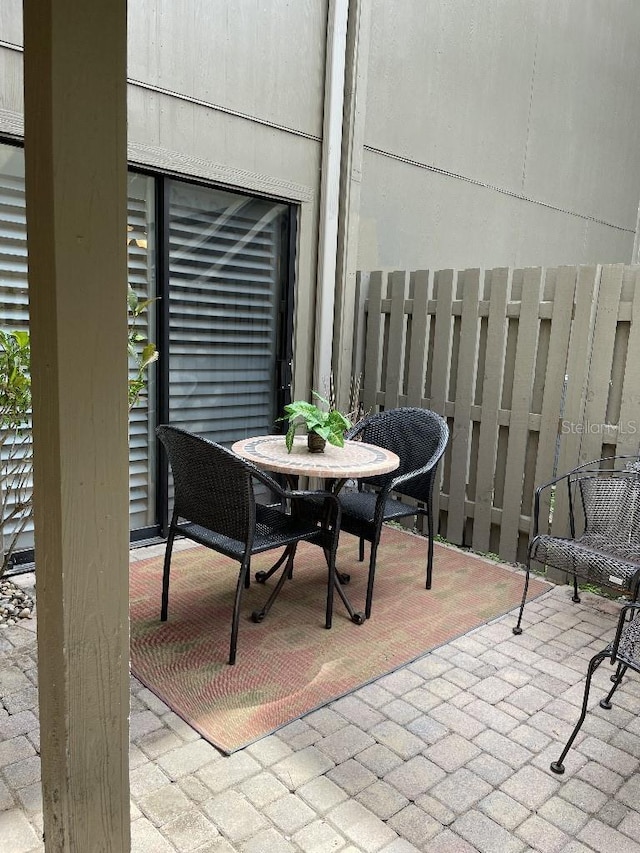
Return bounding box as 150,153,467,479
279,392,351,453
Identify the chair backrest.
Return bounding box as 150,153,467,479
156,425,255,544
578,463,640,546
615,611,640,673
348,407,449,502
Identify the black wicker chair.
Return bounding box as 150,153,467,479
338,407,449,619
513,456,640,636
156,425,341,665
550,601,640,774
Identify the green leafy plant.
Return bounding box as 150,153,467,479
0,289,158,578
0,329,33,576
127,284,159,412
279,392,351,452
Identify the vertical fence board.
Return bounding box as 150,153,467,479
617,268,640,458
362,270,384,414
499,268,543,561
531,266,577,538
447,269,481,545
406,270,430,406
384,271,408,409
551,266,599,539
352,271,369,391
429,269,455,416
429,269,455,530
579,264,624,465
472,268,509,554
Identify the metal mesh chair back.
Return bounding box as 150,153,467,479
348,407,449,503
579,474,640,545
157,425,254,546
616,613,640,672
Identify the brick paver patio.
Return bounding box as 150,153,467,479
1,544,639,852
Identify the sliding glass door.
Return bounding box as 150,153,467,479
166,180,290,444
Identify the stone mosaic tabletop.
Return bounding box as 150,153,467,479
232,435,399,480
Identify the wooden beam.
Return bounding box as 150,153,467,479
23,2,130,849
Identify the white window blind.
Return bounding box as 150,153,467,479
0,146,157,550
167,182,288,444
0,148,31,557
127,173,157,531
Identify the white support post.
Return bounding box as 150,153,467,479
23,2,131,849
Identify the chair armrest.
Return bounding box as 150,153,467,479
346,420,367,441
247,463,335,506
290,490,342,543
245,462,341,529
290,489,341,518
244,461,296,500
389,457,441,493
531,472,573,538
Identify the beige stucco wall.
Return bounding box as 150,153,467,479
359,0,640,270
0,0,329,394
3,0,640,373
126,0,329,393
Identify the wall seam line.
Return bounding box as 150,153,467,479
364,144,634,233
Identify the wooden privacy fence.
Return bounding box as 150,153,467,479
353,264,640,565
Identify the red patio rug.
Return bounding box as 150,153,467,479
129,528,549,754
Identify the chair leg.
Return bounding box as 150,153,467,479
600,663,628,709
255,547,290,584
325,545,335,630
572,573,581,603
358,537,365,562
229,559,250,665
251,546,297,624
364,536,381,620
512,558,531,635
425,501,434,590
550,648,608,774
609,660,626,686
160,530,176,622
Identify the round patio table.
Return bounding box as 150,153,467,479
232,434,399,484
232,434,399,623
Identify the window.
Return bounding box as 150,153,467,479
0,141,294,562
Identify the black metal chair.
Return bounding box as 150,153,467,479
338,407,449,619
550,601,640,774
513,456,640,636
156,425,341,665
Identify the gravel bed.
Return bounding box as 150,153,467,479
0,577,35,625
